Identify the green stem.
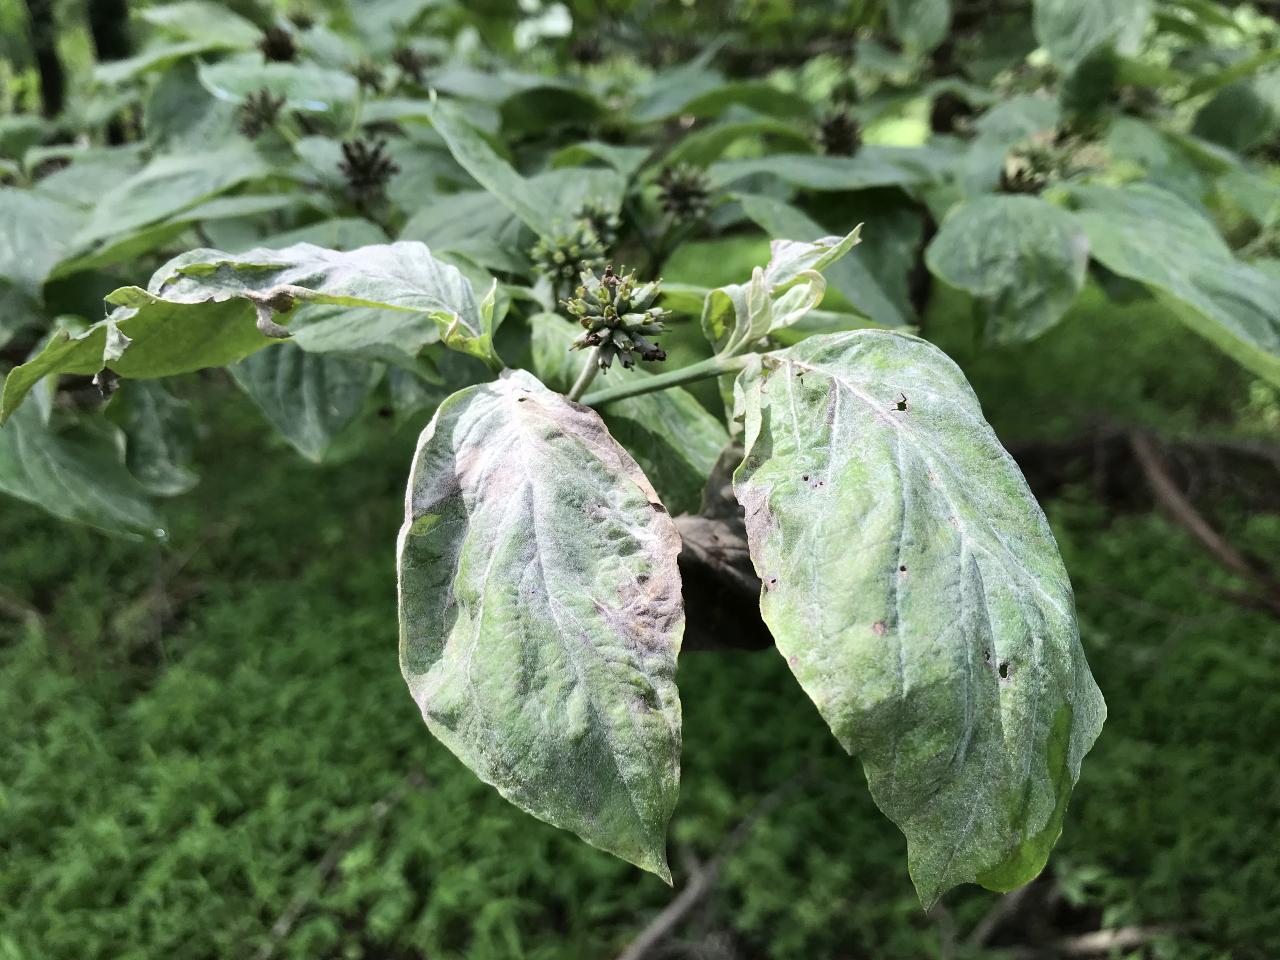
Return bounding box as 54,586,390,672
567,347,603,401
581,354,750,407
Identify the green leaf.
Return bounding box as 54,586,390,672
197,56,359,114
69,143,271,252
397,370,683,880
109,381,199,497
230,343,380,462
1033,0,1151,70
151,239,487,352
0,188,86,310
430,103,560,239
925,195,1089,344
94,40,229,85
140,1,261,48
732,331,1105,905
887,0,952,53
739,195,909,330
663,119,815,169
0,297,265,425
0,378,162,538
709,147,954,193
1068,184,1280,386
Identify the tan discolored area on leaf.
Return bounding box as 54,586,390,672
397,370,684,881
732,331,1105,906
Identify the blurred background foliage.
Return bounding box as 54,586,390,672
1,0,1280,957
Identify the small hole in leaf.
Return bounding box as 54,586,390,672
895,393,909,412
802,475,809,482
516,397,528,402
898,565,907,573
998,660,1010,680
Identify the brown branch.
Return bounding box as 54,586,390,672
1129,431,1280,616
966,880,1039,947
613,768,814,960
1003,924,1181,958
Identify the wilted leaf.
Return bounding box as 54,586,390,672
926,195,1089,343
701,225,862,356
397,370,683,880
739,195,908,331
732,331,1105,905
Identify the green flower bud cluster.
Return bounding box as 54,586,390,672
564,265,669,371
574,201,622,251
531,221,608,293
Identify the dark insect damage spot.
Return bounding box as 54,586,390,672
998,660,1011,680
894,393,909,412
898,565,907,573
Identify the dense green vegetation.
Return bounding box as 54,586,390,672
3,0,1280,955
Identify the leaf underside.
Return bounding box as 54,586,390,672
397,370,684,881
732,331,1105,906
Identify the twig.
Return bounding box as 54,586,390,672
613,767,815,960
966,880,1038,947
1129,431,1280,616
0,586,43,630
255,772,428,960
1004,924,1180,958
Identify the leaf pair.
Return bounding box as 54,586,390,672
396,331,1106,904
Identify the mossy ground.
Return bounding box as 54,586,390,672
2,342,1277,959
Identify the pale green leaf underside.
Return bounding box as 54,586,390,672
397,370,684,881
0,241,487,423
1068,184,1280,387
732,331,1105,905
926,195,1089,344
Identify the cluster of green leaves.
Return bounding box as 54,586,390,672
2,0,1279,906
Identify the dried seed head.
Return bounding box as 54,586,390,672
259,26,297,63
339,138,400,199
817,109,862,156
391,46,435,85
656,164,712,220
238,89,286,139
350,59,385,93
